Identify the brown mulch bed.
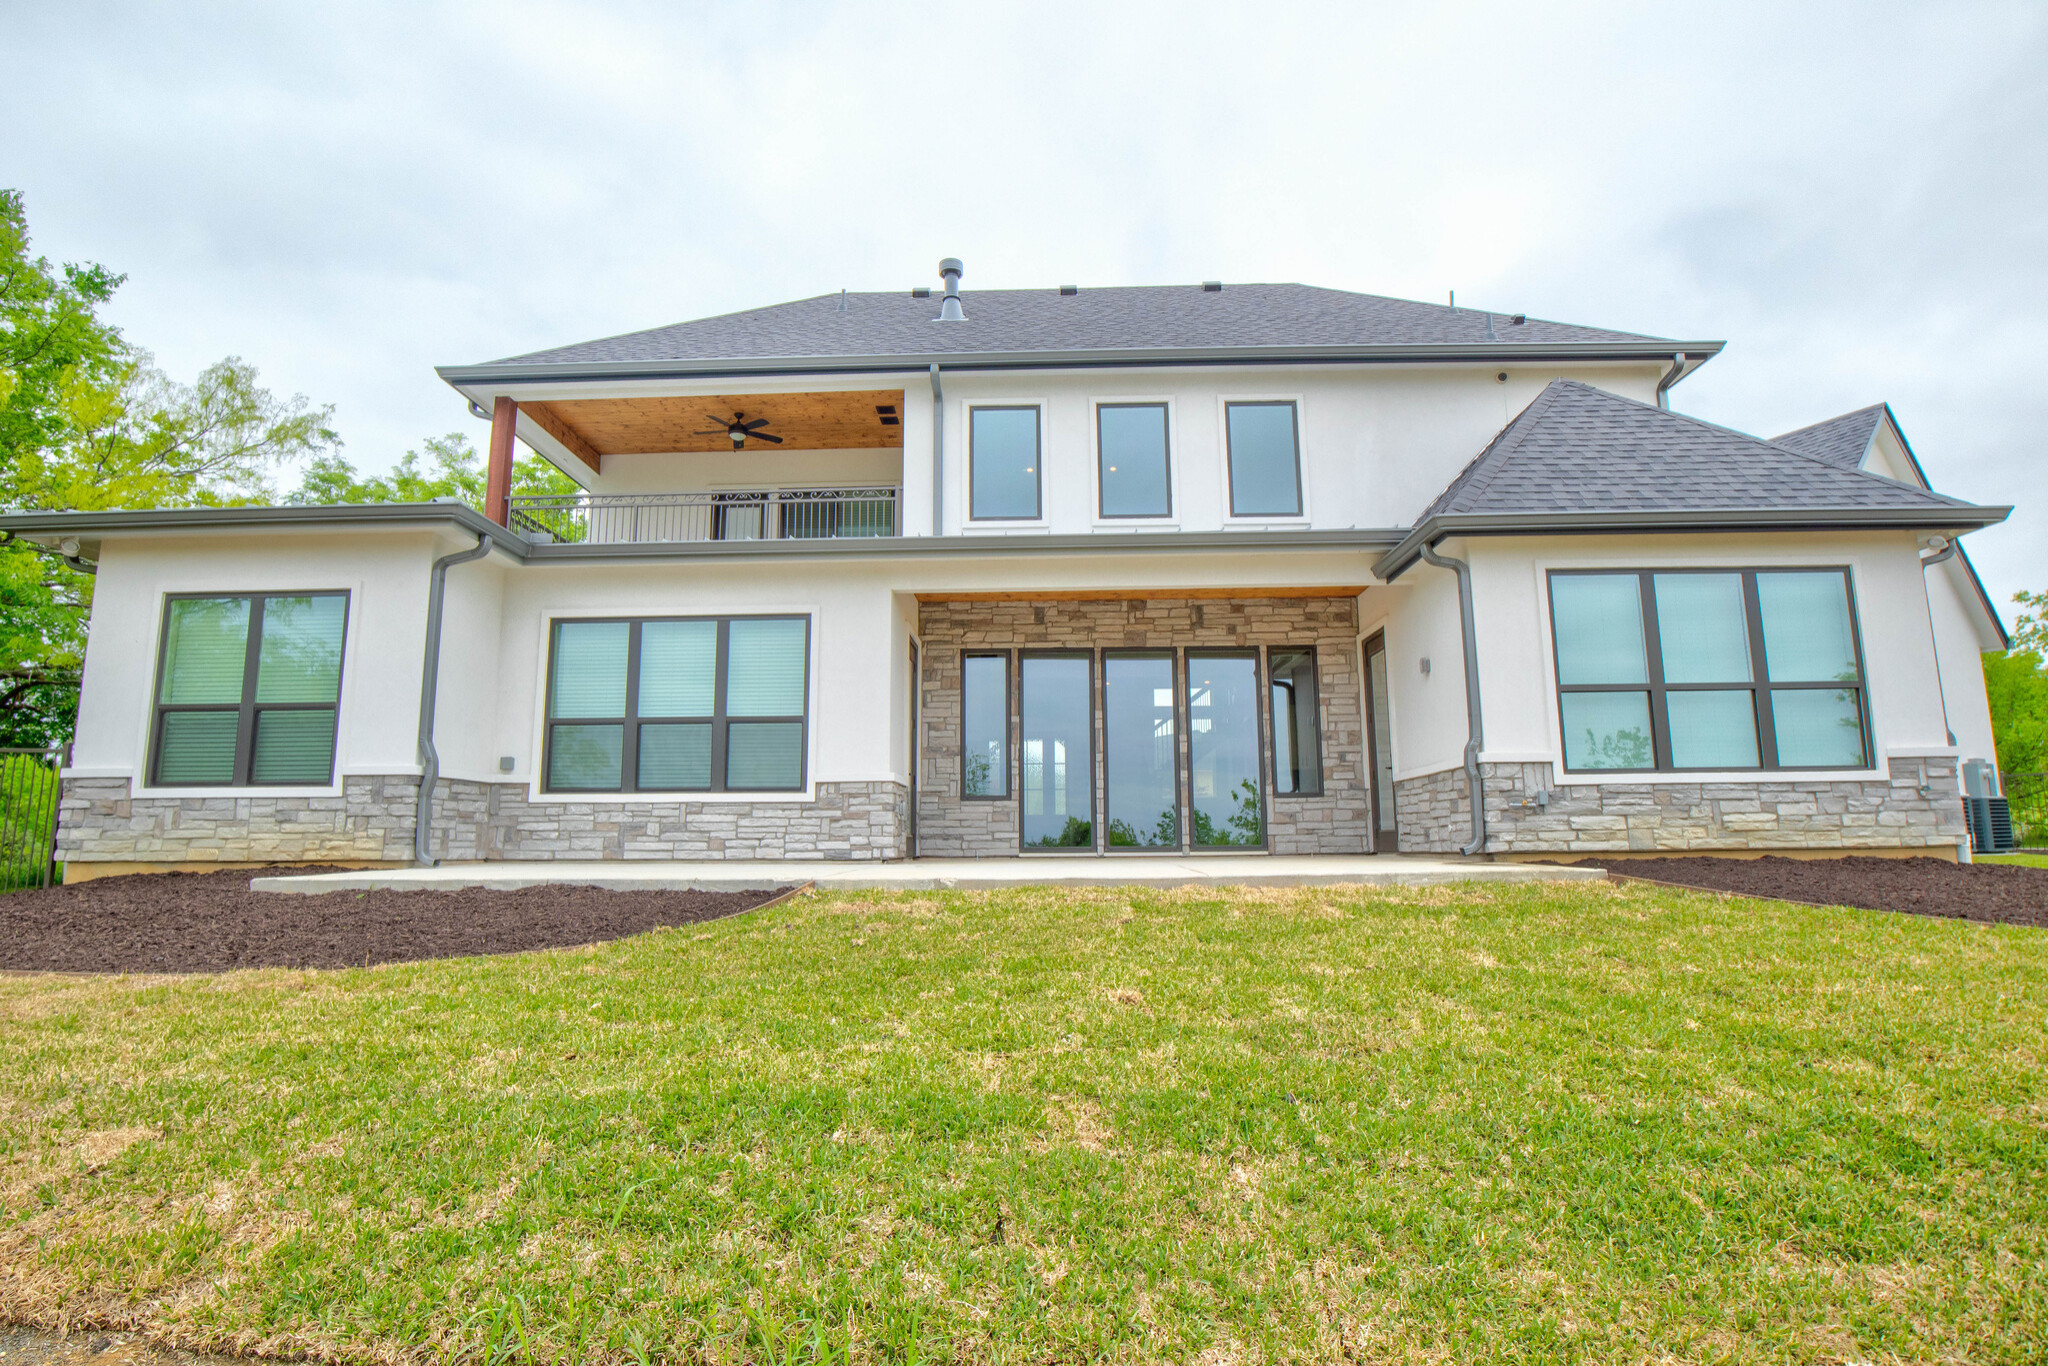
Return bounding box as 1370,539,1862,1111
0,868,797,974
1579,855,2048,928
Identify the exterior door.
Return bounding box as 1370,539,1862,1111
1363,633,1397,852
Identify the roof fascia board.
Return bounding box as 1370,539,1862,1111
436,339,1725,390
526,528,1403,563
1375,505,2015,582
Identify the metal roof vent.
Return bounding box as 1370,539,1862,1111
1202,280,1223,292
1059,284,1078,296
937,258,966,320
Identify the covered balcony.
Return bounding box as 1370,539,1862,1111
476,387,906,545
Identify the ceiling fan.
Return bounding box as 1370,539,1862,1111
694,412,784,448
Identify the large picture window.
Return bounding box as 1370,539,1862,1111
1225,401,1302,517
1548,568,1869,773
545,615,809,793
969,406,1041,520
150,592,348,787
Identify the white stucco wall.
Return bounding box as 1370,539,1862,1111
70,530,456,794
1926,554,2000,769
1427,530,1968,785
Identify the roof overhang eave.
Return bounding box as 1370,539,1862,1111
0,502,527,561
435,339,1727,392
1374,505,2015,582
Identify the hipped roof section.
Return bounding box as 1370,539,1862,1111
440,284,1720,385
1378,380,2009,580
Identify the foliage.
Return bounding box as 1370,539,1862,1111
2010,589,2047,656
1983,648,2048,776
1,881,2043,1362
1026,816,1094,848
1190,777,1264,846
288,433,579,512
0,752,60,890
1,190,340,744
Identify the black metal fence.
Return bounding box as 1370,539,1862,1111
2004,771,2048,851
0,745,68,892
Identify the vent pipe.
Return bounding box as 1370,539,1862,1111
937,258,966,320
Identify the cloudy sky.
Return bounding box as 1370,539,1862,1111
6,1,2042,615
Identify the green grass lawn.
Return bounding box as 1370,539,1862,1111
1979,851,2048,869
2,881,2043,1365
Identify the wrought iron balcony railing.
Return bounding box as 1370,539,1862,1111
508,488,899,545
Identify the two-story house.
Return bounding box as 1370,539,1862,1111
7,262,2010,877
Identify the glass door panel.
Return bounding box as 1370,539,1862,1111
1104,652,1178,848
1187,652,1264,848
1020,654,1094,849
1365,634,1396,850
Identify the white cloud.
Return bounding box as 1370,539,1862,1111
5,0,2041,612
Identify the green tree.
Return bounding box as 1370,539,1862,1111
289,433,578,510
1,189,339,745
1982,589,2048,778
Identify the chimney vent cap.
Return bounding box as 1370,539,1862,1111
1202,280,1223,292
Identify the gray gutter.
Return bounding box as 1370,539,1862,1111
0,504,1403,565
0,502,528,557
525,527,1403,563
435,338,1727,389
1374,505,2013,582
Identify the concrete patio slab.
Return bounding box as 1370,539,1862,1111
250,855,1604,895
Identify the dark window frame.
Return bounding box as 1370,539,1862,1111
1266,645,1324,797
968,404,1043,522
148,590,351,789
1017,648,1097,852
1224,400,1304,518
960,649,1013,801
1547,567,1873,775
1095,401,1173,519
543,614,810,795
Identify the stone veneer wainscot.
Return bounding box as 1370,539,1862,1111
1393,757,1965,855
56,777,908,866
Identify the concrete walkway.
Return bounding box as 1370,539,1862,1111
251,854,1603,895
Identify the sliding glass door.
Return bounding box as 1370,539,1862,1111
1020,653,1094,848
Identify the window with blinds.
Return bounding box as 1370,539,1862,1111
150,592,348,787
544,615,809,793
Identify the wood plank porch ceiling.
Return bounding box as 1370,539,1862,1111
521,390,906,463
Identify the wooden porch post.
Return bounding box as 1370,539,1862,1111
485,396,516,527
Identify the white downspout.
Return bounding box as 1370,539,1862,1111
1418,539,1487,856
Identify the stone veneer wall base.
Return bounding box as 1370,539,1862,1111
57,777,909,866
1393,757,1965,855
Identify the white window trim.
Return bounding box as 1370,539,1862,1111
1089,395,1180,525
526,604,821,804
1528,552,1891,786
129,578,368,799
1216,393,1312,526
960,399,1051,531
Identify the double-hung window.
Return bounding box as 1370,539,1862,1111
969,406,1041,520
1549,568,1869,773
545,615,809,793
151,592,348,787
1225,401,1302,517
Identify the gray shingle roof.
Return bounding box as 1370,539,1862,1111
1416,381,1978,521
489,284,1682,366
1771,404,1887,467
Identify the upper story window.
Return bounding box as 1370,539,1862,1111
1225,401,1302,517
1097,403,1171,518
151,592,348,787
969,406,1041,520
1548,568,1869,773
546,615,809,793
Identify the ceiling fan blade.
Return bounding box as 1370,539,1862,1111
692,429,728,436
706,414,734,425
741,418,772,430
746,431,785,443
